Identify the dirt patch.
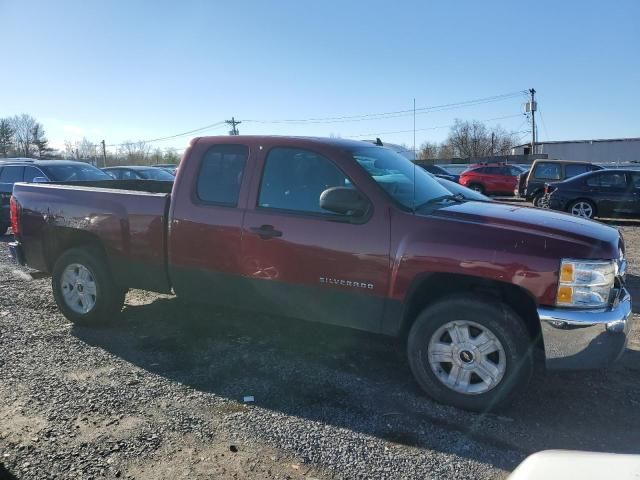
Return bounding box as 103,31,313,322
0,403,48,445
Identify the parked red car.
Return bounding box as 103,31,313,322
459,164,522,195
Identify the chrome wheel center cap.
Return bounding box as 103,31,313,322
459,350,474,363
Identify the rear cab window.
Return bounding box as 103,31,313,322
0,165,25,184
196,144,248,206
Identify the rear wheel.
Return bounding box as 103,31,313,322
52,247,126,325
531,192,545,208
0,221,9,235
568,199,596,219
468,183,485,194
407,295,533,411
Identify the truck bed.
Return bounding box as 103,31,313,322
12,181,173,293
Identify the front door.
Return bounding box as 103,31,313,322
240,145,391,332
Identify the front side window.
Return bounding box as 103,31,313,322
258,147,350,214
138,168,174,181
533,163,561,180
0,166,25,183
196,144,248,206
351,146,451,210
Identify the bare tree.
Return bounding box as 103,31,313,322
443,119,518,158
0,119,14,157
150,147,163,164
10,114,38,157
118,141,150,165
418,141,440,159
163,148,180,164
64,137,96,162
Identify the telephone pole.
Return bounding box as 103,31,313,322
528,88,537,155
225,117,241,136
101,140,107,167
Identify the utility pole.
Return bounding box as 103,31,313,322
413,98,416,161
491,132,495,155
529,88,537,155
101,140,107,167
225,117,241,136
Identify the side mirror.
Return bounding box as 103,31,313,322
320,187,369,217
32,177,48,183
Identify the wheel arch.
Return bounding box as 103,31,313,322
400,272,543,350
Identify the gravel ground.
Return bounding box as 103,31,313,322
1,219,640,480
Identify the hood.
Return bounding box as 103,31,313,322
425,200,621,258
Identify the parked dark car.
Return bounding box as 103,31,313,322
103,166,176,181
459,163,522,195
419,164,459,183
521,160,603,207
0,160,111,234
545,169,640,219
152,163,178,175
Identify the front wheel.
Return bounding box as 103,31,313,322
52,247,126,325
407,295,533,411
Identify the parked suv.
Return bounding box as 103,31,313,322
521,160,603,207
0,160,111,234
459,163,522,195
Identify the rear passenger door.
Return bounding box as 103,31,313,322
239,146,390,332
168,142,253,305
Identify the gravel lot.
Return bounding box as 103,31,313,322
1,219,640,479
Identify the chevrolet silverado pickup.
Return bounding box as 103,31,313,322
8,136,632,411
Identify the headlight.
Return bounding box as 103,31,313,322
556,259,616,308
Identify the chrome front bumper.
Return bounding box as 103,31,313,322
538,288,632,369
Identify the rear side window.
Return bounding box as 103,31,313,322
565,164,590,178
484,167,501,175
196,144,248,206
586,172,627,188
631,173,640,189
23,166,45,182
0,166,25,183
258,147,350,215
533,163,561,180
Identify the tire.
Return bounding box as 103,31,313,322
407,295,533,412
568,199,596,219
531,192,545,208
468,183,485,194
0,221,9,235
52,247,126,325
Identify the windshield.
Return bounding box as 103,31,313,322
138,168,175,180
351,147,452,209
40,163,112,182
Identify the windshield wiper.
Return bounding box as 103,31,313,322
413,194,465,212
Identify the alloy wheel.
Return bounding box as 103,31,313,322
427,320,506,395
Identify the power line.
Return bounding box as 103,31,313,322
225,117,241,135
243,91,528,125
105,121,227,147
348,114,524,138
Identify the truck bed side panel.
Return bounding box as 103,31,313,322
14,183,171,293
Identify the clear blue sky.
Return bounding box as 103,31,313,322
1,0,639,153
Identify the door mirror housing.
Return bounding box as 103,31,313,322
320,187,369,217
32,176,49,183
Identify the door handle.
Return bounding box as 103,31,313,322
250,224,282,240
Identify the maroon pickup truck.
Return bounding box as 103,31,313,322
8,136,631,411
